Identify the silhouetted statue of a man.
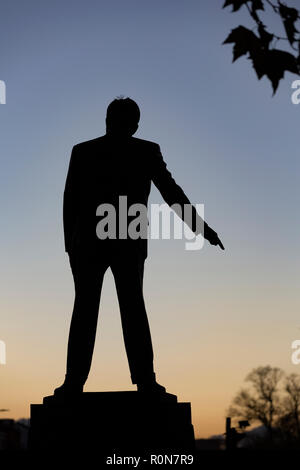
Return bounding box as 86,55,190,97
54,97,224,398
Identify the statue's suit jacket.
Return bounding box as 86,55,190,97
63,134,202,259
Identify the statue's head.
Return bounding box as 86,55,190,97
106,96,140,137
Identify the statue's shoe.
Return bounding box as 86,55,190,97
53,382,84,399
137,381,166,394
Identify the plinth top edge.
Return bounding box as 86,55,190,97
41,391,178,406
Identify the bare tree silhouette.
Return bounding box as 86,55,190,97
228,366,284,439
277,373,300,441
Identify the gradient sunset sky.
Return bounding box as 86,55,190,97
1,0,300,438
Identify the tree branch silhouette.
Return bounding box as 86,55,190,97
223,0,300,94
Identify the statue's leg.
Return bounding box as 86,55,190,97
111,255,155,385
64,250,109,387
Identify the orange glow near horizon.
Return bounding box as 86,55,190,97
1,258,299,439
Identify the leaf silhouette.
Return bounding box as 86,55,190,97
251,49,299,93
258,24,273,49
223,0,264,12
222,0,300,94
279,2,299,45
223,26,262,62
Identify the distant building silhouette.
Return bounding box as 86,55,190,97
0,419,29,450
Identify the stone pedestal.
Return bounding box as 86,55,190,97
29,391,195,455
